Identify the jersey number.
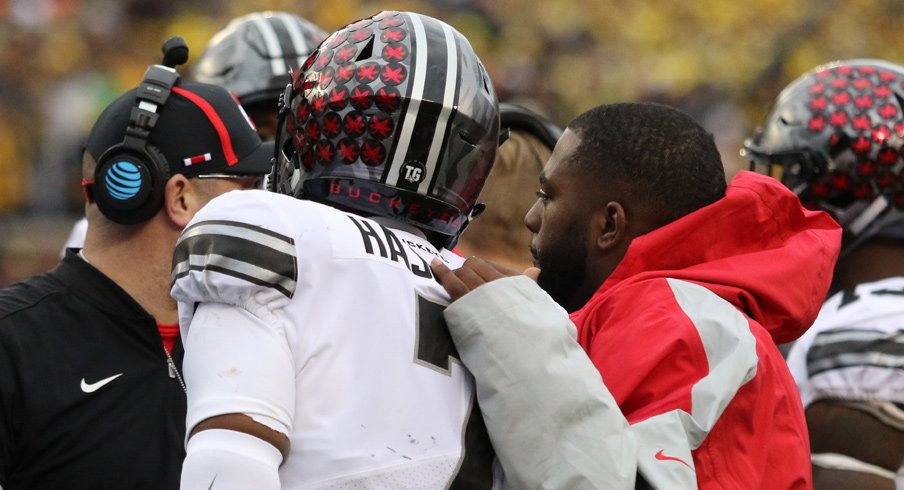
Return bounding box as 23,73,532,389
415,294,496,489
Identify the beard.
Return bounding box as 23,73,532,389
532,226,588,312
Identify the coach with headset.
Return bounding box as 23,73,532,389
0,41,271,488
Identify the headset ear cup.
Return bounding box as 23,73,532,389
93,144,170,225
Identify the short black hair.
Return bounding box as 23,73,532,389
568,102,726,226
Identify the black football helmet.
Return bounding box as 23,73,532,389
191,11,327,109
273,11,500,248
743,59,904,254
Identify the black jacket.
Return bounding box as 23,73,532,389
0,250,186,489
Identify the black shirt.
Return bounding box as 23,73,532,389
0,250,186,489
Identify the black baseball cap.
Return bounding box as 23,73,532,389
86,81,273,177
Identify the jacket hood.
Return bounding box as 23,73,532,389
598,171,841,344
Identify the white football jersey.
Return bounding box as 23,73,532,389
786,276,904,408
171,189,499,489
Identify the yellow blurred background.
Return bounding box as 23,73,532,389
3,0,904,285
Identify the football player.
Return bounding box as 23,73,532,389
744,58,904,489
172,11,502,489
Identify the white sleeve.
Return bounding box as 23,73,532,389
443,276,638,490
181,429,281,490
182,301,296,439
170,190,301,330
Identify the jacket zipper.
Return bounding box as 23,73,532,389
164,348,187,393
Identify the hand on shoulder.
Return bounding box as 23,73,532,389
430,256,540,301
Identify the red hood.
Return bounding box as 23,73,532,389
595,171,841,344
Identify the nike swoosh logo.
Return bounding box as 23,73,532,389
80,373,123,393
655,449,691,468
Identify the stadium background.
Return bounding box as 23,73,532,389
1,0,904,285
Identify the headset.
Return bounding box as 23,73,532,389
88,37,189,224
499,103,563,150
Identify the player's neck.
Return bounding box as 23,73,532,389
368,216,427,239
831,237,904,294
81,224,180,324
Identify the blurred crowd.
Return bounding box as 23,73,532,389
3,0,904,284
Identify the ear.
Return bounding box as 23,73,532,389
163,174,193,229
594,201,627,252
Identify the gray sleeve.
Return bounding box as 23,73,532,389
444,276,637,490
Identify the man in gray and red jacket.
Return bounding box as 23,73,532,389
434,102,840,489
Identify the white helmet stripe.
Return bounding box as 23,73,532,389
385,13,428,186
418,21,459,194
250,15,286,76
276,12,314,70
